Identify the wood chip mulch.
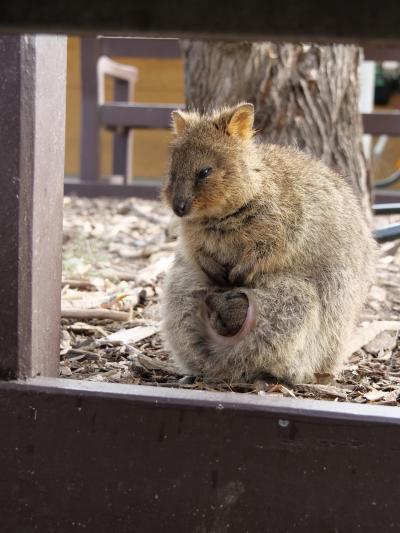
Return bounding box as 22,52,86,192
60,196,400,406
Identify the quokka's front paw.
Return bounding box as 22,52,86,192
227,265,246,286
205,289,249,336
228,262,257,287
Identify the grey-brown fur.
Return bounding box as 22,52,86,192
161,103,376,384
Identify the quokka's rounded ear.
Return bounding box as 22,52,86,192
171,110,187,136
226,103,255,140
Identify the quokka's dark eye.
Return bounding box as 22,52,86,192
196,167,213,181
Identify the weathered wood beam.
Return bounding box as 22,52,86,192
64,178,161,198
1,1,400,45
0,35,66,379
100,103,183,129
363,112,400,136
1,377,400,533
101,36,181,58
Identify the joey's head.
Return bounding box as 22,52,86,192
163,103,259,219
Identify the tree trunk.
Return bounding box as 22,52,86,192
182,41,370,217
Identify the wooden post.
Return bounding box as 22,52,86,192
80,36,100,182
0,35,66,379
112,78,131,183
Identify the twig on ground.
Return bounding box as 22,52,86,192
61,308,131,321
62,279,97,290
116,242,176,260
100,269,137,281
294,383,349,400
136,353,182,374
130,204,166,225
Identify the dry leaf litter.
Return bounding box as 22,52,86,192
61,196,400,406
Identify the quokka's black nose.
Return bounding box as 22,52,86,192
173,199,189,217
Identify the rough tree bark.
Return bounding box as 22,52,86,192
182,42,370,216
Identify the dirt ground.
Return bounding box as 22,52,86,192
60,196,400,405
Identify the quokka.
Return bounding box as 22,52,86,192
161,103,376,384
